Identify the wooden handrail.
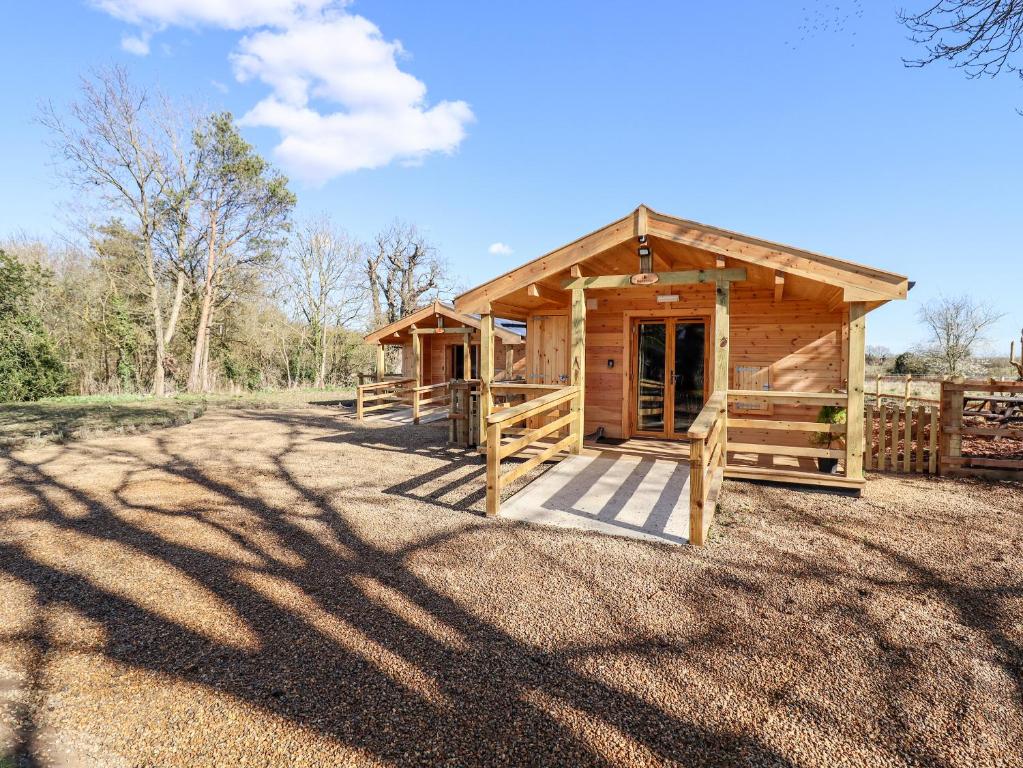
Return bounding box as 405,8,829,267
358,378,414,391
485,386,581,516
413,382,449,393
687,390,726,439
728,389,847,406
487,386,579,427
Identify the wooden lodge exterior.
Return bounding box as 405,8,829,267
453,205,909,543
358,302,525,423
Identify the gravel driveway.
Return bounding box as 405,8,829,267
1,404,1021,767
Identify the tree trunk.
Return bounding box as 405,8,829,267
188,213,217,393
164,268,186,347
144,240,166,397
316,322,329,388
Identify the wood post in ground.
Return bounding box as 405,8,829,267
375,345,385,382
486,420,501,516
411,334,422,424
463,333,471,381
689,438,705,545
939,379,964,475
570,288,586,453
356,386,364,422
714,278,731,466
845,302,866,482
479,313,494,447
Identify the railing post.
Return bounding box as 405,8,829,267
375,345,385,382
845,302,866,483
479,314,494,447
689,438,706,545
356,385,364,422
486,420,501,516
939,379,963,475
714,279,730,467
570,288,586,453
411,333,422,424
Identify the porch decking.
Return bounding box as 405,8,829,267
499,452,692,545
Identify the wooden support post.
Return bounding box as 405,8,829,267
714,278,730,466
486,421,501,516
479,313,494,447
904,375,912,406
375,345,385,382
411,333,422,424
939,379,963,475
570,288,586,453
689,438,705,545
462,333,471,380
845,302,866,483
505,347,514,380
356,387,364,422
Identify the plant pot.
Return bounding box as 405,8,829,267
816,457,839,474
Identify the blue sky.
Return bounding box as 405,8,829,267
1,1,1020,351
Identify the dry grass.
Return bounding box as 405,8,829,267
0,402,1021,767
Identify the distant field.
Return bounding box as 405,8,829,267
0,388,354,450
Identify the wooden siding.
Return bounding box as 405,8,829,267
402,335,525,384
524,283,845,441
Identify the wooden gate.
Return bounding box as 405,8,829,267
864,400,939,474
940,380,1023,479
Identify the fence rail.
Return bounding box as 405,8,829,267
485,385,581,516
355,378,415,420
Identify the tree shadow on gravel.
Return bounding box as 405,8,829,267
0,408,808,767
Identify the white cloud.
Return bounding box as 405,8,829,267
120,33,150,55
210,79,229,93
91,0,337,30
488,242,513,256
89,1,474,184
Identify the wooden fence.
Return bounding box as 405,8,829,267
940,379,1023,480
864,401,939,474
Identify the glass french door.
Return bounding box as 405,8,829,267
633,319,706,438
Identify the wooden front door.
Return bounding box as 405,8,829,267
632,318,706,438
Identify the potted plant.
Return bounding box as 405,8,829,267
810,405,847,473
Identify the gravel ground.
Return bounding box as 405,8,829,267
0,404,1021,767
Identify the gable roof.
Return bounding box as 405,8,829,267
454,205,909,314
364,301,524,345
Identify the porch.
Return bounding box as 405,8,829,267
450,206,910,544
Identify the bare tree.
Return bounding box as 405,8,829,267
918,294,1005,376
366,221,448,327
900,1,1023,79
288,217,364,387
40,66,173,395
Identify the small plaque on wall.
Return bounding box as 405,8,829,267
630,273,659,285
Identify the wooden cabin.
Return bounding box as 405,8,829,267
358,302,526,424
364,301,525,384
453,206,909,542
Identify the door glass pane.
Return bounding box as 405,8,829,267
636,322,666,432
673,323,705,433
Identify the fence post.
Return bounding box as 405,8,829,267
486,421,501,516
356,385,364,422
689,438,706,545
939,379,963,475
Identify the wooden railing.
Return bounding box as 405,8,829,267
356,378,415,421
411,382,450,423
940,379,1023,479
865,400,938,474
687,390,727,546
485,385,581,516
724,389,862,488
